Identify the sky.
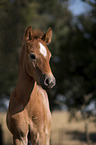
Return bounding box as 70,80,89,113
68,0,92,16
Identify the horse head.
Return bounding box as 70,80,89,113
23,26,56,89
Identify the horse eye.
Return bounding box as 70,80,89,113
30,54,36,60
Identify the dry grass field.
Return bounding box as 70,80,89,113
51,111,96,145
0,111,96,145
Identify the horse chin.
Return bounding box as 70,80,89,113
40,83,54,90
40,83,48,90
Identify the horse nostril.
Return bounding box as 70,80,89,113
41,74,56,89
44,77,50,86
44,76,56,88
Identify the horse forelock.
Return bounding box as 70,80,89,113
32,30,44,40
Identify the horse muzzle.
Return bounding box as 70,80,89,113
40,74,56,89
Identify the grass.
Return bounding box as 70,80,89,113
51,111,96,145
0,113,12,145
0,111,96,145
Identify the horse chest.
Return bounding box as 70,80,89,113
28,86,50,114
28,86,51,130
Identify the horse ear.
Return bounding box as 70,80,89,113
24,26,32,41
42,27,52,45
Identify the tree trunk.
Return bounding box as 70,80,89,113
85,120,90,145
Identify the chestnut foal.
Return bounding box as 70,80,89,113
6,26,56,145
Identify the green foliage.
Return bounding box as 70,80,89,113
0,0,28,96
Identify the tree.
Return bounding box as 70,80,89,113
48,1,96,143
0,0,31,97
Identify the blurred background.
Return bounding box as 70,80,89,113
0,0,96,145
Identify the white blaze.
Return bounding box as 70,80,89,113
39,42,47,57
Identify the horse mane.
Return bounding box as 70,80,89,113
32,29,44,39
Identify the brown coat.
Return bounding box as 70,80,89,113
6,26,56,145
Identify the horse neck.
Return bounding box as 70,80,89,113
17,45,36,100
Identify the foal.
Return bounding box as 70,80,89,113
6,26,56,145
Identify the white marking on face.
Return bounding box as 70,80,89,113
39,42,47,57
